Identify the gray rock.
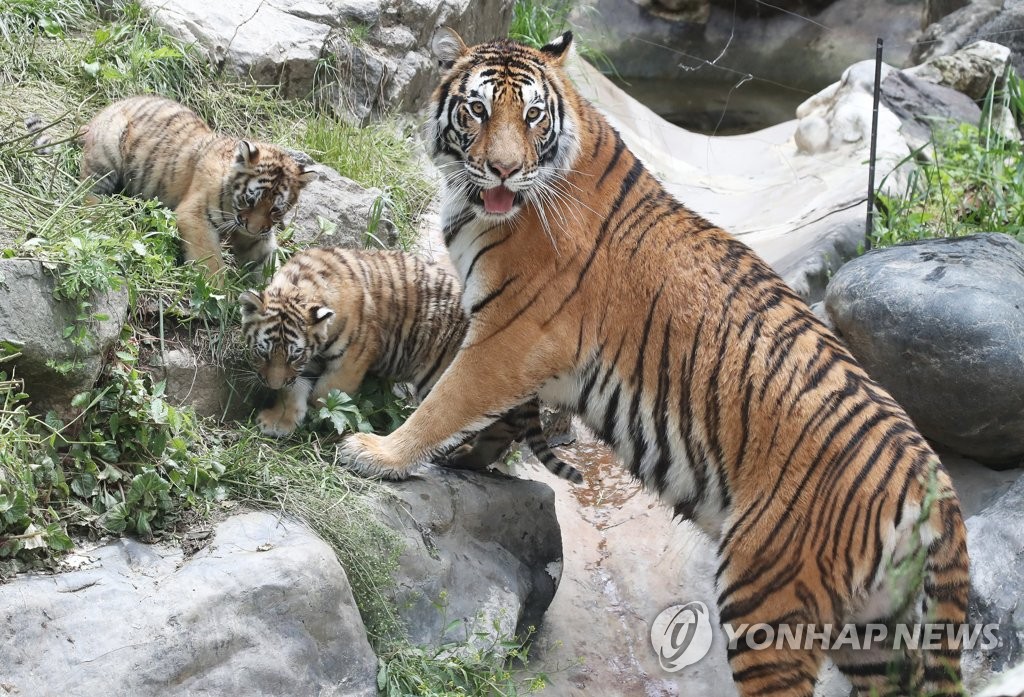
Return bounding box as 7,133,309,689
0,512,377,697
881,69,982,149
375,466,561,650
963,473,1024,692
142,0,516,122
141,0,332,99
942,451,1024,517
911,0,1003,67
979,660,1024,697
323,0,517,121
907,40,1013,101
0,259,128,418
146,346,257,422
284,153,394,249
824,233,1024,465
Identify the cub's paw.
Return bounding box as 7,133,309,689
340,433,417,480
256,405,300,438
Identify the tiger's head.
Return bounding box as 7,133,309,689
230,142,317,238
239,289,334,390
428,28,581,220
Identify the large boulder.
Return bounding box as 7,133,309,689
963,473,1024,692
375,466,562,649
139,0,332,99
912,0,1024,77
880,68,981,149
907,40,1013,101
143,0,517,121
0,512,377,697
0,259,128,418
285,151,395,249
824,233,1024,465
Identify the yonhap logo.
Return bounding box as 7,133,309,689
650,601,714,672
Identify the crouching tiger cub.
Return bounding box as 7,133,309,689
80,95,316,279
239,246,582,483
340,29,970,697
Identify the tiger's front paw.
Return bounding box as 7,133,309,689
256,404,301,438
340,433,417,480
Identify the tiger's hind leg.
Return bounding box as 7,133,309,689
718,546,825,696
827,625,915,697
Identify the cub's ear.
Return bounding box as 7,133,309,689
296,166,319,186
432,26,468,70
310,305,335,325
234,140,259,170
239,289,264,319
540,31,574,65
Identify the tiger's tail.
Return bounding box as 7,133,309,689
917,471,970,697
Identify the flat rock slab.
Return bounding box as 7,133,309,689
824,233,1024,465
0,512,376,697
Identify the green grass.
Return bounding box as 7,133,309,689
0,0,418,628
872,70,1024,248
300,115,432,249
509,0,615,74
0,4,542,688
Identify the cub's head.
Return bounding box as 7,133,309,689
239,289,334,390
428,28,581,220
230,143,317,238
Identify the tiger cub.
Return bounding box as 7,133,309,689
239,246,582,483
339,29,970,697
80,95,316,279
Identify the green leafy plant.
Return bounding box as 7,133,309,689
311,380,415,437
872,71,1024,249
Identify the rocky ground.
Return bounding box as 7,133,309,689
3,0,1024,695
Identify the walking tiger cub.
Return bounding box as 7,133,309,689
239,246,582,483
339,29,970,697
80,95,316,279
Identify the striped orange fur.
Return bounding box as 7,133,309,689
80,95,316,279
240,246,582,483
340,29,970,696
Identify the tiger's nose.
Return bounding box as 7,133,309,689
488,161,521,180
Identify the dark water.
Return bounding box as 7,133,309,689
610,75,811,135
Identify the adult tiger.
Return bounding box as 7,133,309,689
341,29,969,697
241,246,582,483
80,95,316,279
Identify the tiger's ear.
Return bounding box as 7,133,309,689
432,26,468,70
239,290,264,320
296,166,318,186
540,31,574,66
310,306,335,325
234,140,259,170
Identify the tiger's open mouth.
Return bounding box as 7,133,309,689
478,185,523,215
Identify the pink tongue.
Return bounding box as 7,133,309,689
481,185,515,214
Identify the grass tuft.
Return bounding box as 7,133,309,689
872,70,1024,248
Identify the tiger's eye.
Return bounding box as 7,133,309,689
470,101,486,117
526,106,541,121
